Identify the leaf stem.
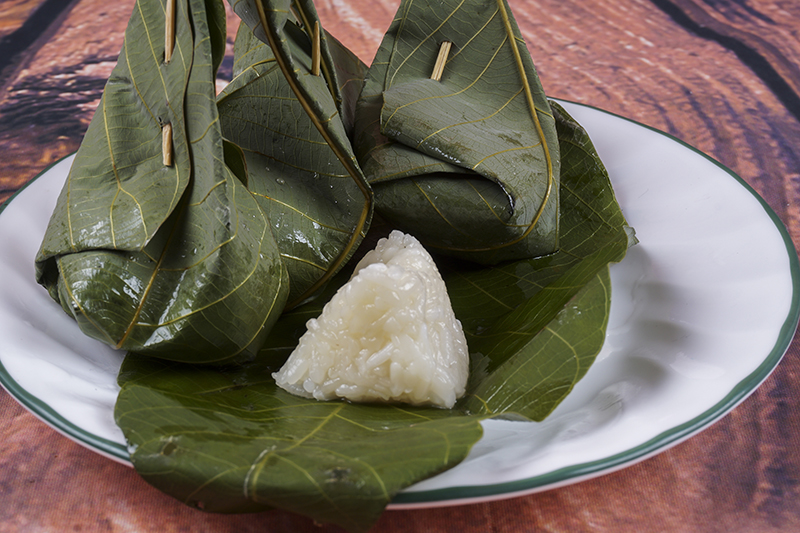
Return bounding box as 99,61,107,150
495,0,554,240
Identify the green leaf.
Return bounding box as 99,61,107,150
115,101,633,529
353,0,560,264
451,101,631,418
217,20,369,304
460,266,612,418
116,355,484,531
225,0,373,306
35,0,289,363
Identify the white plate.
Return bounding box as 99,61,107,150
1,100,797,508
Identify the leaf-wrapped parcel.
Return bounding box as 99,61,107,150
34,0,289,363
354,0,560,264
217,3,372,306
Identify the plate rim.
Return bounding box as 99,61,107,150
0,153,129,464
1,99,798,506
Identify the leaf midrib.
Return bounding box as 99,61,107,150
254,0,371,309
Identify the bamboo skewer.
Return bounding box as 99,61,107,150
430,41,453,81
165,0,175,63
162,122,173,166
162,0,176,167
311,21,321,76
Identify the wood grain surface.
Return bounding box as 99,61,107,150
1,0,800,531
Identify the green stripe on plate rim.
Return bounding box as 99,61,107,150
0,99,798,505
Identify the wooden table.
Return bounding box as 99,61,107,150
2,0,799,531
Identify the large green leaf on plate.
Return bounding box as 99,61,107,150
115,102,632,530
115,267,610,532
226,0,373,306
353,0,560,264
217,20,369,304
115,355,484,531
35,0,289,363
459,265,613,418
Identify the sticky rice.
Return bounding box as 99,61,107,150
273,230,469,408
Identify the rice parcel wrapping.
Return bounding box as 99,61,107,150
33,0,289,363
354,0,560,265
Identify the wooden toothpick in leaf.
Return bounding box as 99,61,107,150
430,40,452,81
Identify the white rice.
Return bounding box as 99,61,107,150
272,230,469,408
